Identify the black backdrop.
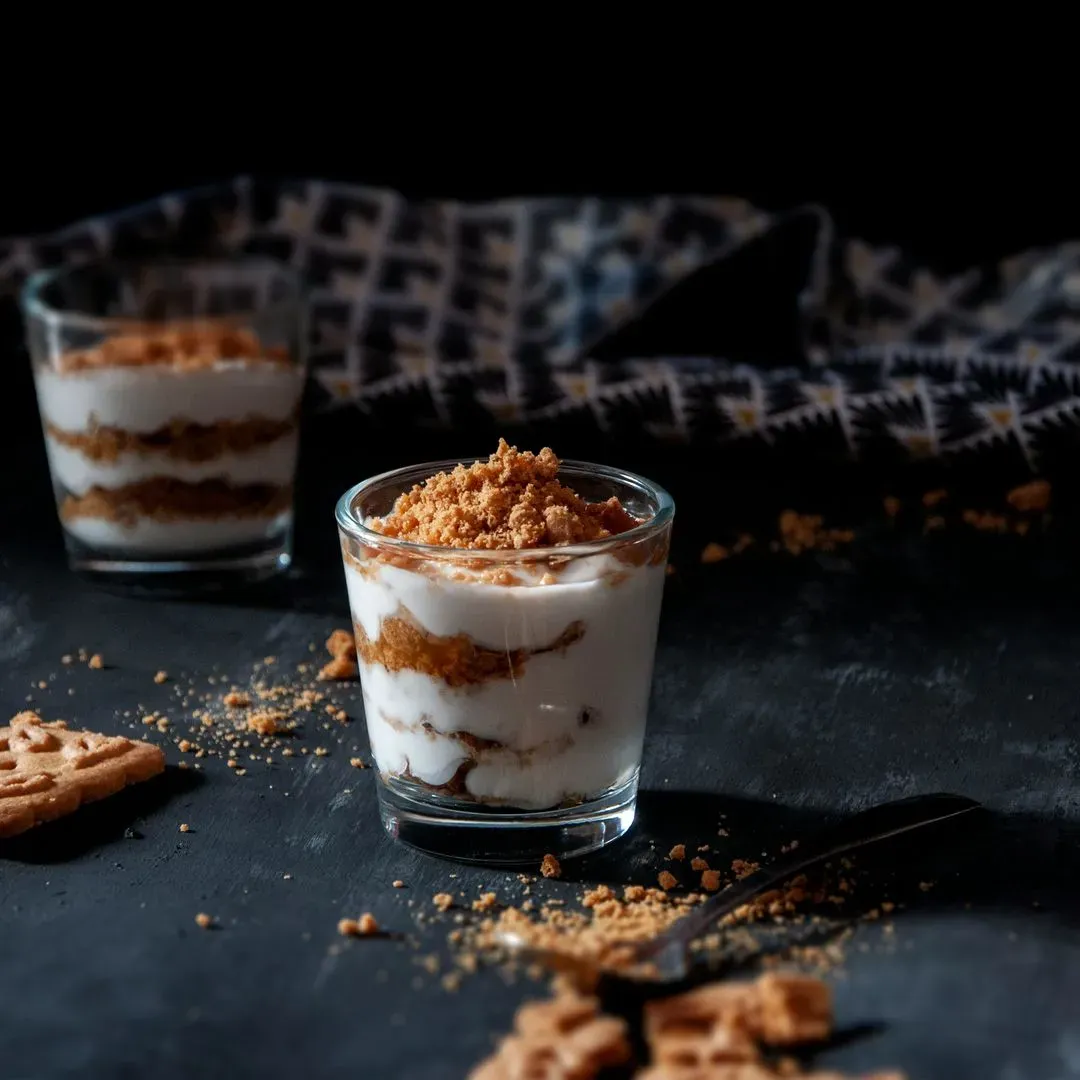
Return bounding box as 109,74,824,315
3,135,1078,269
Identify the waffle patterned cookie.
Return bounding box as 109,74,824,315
637,1067,905,1079
644,973,832,1067
0,711,166,838
641,973,901,1080
468,989,631,1080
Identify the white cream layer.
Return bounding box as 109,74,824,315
346,555,666,810
63,511,290,556
45,433,299,495
35,361,305,433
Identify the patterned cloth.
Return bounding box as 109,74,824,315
3,177,1078,470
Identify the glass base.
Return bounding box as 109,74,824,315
377,771,638,865
65,539,292,596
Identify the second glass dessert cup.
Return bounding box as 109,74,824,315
335,459,675,863
21,258,308,591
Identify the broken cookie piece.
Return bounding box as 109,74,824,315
468,989,631,1080
0,710,166,838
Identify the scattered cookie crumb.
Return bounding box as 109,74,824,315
922,489,948,508
246,709,285,735
392,880,405,889
472,892,498,913
222,691,251,708
318,629,359,681
701,869,722,892
667,843,686,861
179,823,191,833
691,856,710,872
779,510,855,555
657,870,678,891
433,893,455,912
339,914,379,937
88,654,104,670
326,629,357,660
700,542,729,564
195,913,214,929
540,853,562,879
883,496,901,518
918,881,934,892
1007,479,1051,512
154,670,168,684
318,655,357,682
349,757,367,769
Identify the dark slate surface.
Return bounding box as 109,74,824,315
2,356,1079,1078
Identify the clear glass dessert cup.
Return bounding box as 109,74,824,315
335,459,675,864
20,259,308,591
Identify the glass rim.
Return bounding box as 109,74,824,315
335,457,675,562
19,256,307,334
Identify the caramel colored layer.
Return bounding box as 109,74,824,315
355,610,585,688
61,480,292,527
57,325,290,373
341,527,668,586
46,417,296,464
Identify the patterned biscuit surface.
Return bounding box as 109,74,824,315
0,711,165,838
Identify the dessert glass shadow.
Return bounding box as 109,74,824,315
336,459,675,864
21,259,307,590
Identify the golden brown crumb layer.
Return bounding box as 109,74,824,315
355,609,585,688
370,439,641,550
57,325,290,372
60,480,292,526
46,416,296,464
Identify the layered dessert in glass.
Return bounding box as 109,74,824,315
22,260,306,587
335,441,674,862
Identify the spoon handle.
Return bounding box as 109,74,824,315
638,792,981,962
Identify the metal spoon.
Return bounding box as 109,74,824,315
499,792,981,987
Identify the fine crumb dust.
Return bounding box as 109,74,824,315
160,649,357,775
368,440,640,550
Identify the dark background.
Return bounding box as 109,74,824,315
4,96,1080,1078
2,123,1077,269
